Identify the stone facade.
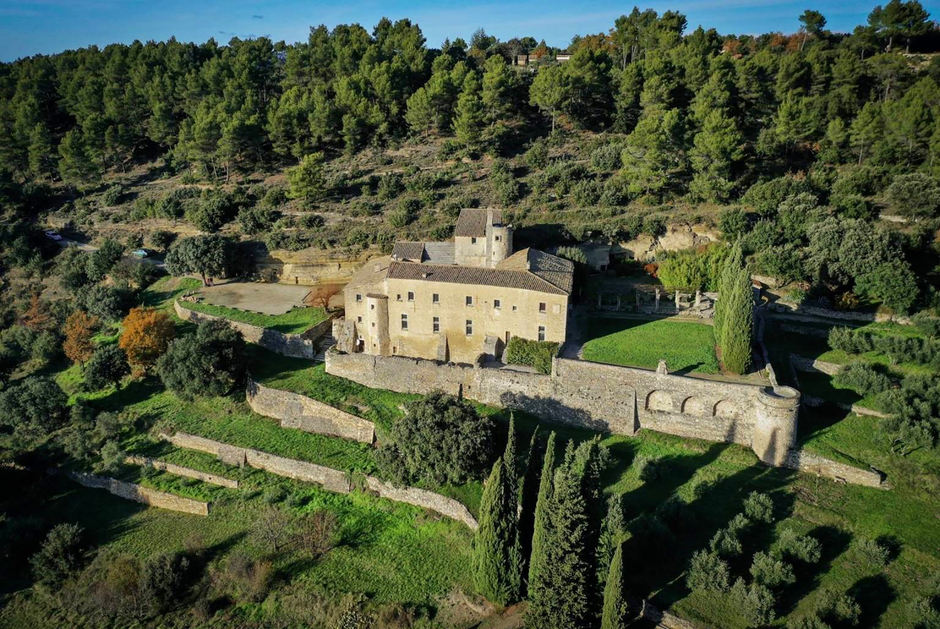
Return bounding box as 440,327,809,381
163,432,478,528
326,350,801,467
125,455,239,489
246,378,376,444
255,245,382,285
174,300,318,359
68,471,210,516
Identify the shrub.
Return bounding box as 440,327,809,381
915,313,940,338
742,176,810,217
642,214,666,237
750,551,795,588
710,527,744,557
591,143,623,172
295,510,339,559
886,173,940,218
0,375,68,434
297,213,324,229
101,185,124,206
76,285,133,322
828,327,874,354
261,186,288,209
774,528,822,564
388,197,420,227
832,193,874,219
31,523,85,588
83,345,130,391
212,552,272,603
504,337,559,374
524,140,549,169
377,173,404,201
633,454,669,482
140,552,193,615
572,179,603,206
731,579,777,628
262,487,286,504
156,319,247,399
376,392,494,485
149,230,176,252
237,206,280,234
833,362,893,395
96,440,126,474
489,161,521,205
855,537,890,568
743,491,774,523
556,246,588,265
686,550,730,593
656,246,727,291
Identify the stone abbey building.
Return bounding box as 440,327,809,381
340,208,574,364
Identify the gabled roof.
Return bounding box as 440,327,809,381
454,208,503,238
391,241,425,262
496,248,575,294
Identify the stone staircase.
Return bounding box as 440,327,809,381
313,332,336,363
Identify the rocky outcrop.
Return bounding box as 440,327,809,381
615,223,720,262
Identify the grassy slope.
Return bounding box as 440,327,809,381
178,300,328,335
581,317,720,374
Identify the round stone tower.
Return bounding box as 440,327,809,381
752,385,800,467
489,223,513,265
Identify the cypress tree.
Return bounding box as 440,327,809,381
518,427,541,593
601,542,628,629
721,265,754,375
527,431,557,596
472,456,522,604
526,464,593,628
714,241,743,349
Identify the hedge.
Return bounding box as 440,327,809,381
504,337,559,374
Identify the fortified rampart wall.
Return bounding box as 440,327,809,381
246,378,375,444
174,301,319,359
325,350,801,466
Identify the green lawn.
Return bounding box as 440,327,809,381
581,317,720,374
178,300,328,335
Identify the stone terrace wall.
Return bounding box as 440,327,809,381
174,301,316,359
246,378,375,444
163,432,478,528
68,471,210,516
125,455,239,489
783,449,886,489
326,351,801,466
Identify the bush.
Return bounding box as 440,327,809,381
31,523,85,588
297,213,324,229
886,173,940,218
572,179,603,206
377,173,404,201
591,143,623,172
96,440,126,474
750,551,795,588
832,193,874,219
101,185,124,206
855,537,890,568
774,528,822,564
0,375,68,434
833,362,893,395
262,487,286,504
719,208,748,240
742,176,810,217
504,337,559,374
212,552,272,603
83,345,130,391
731,579,777,628
149,230,176,252
743,491,774,523
524,140,549,169
376,391,494,485
633,454,669,483
156,319,247,399
237,206,280,234
140,552,194,615
188,193,236,232
642,214,666,237
686,550,730,593
76,285,134,322
295,510,339,559
656,246,727,291
710,527,744,557
388,198,420,228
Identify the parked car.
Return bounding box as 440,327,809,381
43,229,63,241
131,248,150,258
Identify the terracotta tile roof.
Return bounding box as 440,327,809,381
454,208,503,237
387,254,572,296
496,248,575,294
391,241,426,261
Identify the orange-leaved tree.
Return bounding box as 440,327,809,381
119,307,176,371
63,310,99,365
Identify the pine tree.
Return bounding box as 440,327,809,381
472,456,522,605
720,264,754,375
453,74,484,150
601,543,629,629
526,463,593,628
527,432,556,595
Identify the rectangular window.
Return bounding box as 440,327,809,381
407,291,414,302
466,319,473,336
538,325,546,342
357,316,362,323
466,296,473,307
494,299,501,310
396,294,402,301
401,314,408,330
512,305,518,312
539,302,546,313
355,294,362,302
433,317,440,333
471,237,477,244
495,235,501,241
432,293,439,304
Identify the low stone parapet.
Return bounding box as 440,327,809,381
246,378,375,444
174,300,317,359
68,471,211,516
124,455,239,489
364,477,478,530
782,449,886,489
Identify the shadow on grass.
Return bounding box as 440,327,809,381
796,405,852,446
776,525,853,618
849,574,896,628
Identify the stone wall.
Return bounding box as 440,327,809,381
68,471,211,516
783,449,886,489
174,301,317,359
789,354,841,376
245,378,375,444
326,350,801,467
163,432,477,528
125,455,239,489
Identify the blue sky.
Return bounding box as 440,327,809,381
1,0,937,61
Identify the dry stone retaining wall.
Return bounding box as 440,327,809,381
783,449,886,489
125,455,239,489
68,471,211,515
163,432,477,528
326,350,801,467
174,301,317,359
246,378,375,444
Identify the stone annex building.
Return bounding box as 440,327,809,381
339,208,575,364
